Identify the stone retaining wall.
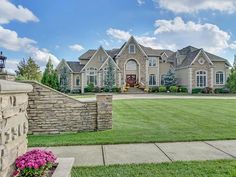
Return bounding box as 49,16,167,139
0,80,32,177
21,81,112,134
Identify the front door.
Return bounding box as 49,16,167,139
126,75,136,87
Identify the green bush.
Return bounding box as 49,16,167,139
104,87,110,92
192,88,202,94
112,87,121,92
71,89,81,94
94,86,100,93
214,88,230,94
159,86,167,92
149,87,159,93
85,83,94,92
178,86,188,93
169,86,178,92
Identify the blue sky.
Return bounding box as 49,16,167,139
1,0,236,72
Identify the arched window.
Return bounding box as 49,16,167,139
126,60,137,70
216,71,224,85
196,70,207,87
76,76,80,86
86,68,97,85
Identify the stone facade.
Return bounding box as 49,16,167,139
21,81,112,134
0,80,32,177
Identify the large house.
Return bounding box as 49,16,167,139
56,36,231,93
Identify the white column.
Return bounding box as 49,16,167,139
145,59,149,88
81,72,85,93
98,72,101,87
70,73,73,91
189,68,192,93
210,67,214,88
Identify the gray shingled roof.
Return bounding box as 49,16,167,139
140,45,174,57
66,61,84,73
170,46,231,68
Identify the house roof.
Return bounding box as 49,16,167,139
66,61,85,73
79,44,174,60
170,46,231,68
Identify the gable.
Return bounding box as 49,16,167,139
190,50,213,66
116,36,147,58
99,56,120,71
81,46,109,71
56,60,73,73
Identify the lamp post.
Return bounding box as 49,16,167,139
0,51,7,73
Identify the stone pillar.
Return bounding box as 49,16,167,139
210,67,214,88
0,72,15,81
0,80,32,177
118,72,121,87
96,94,112,130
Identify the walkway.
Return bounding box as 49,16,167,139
28,140,236,167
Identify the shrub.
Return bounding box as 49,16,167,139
149,87,159,93
71,89,81,94
202,87,213,94
104,87,110,92
13,149,56,177
178,86,188,93
169,86,178,92
94,86,100,93
214,88,230,94
192,88,202,94
112,87,121,92
84,83,94,92
159,86,167,92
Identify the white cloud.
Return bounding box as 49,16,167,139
155,0,236,14
0,25,59,71
69,44,84,52
137,0,145,6
106,17,236,54
0,0,39,24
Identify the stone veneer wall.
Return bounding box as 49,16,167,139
21,81,112,134
0,80,32,177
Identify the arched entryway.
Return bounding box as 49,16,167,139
124,59,139,87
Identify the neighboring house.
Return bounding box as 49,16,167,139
56,36,231,93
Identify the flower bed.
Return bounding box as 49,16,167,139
13,149,57,177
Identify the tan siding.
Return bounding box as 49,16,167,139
176,68,189,87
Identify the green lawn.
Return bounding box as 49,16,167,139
72,160,236,177
28,99,236,147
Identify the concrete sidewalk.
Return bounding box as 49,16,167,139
28,140,236,167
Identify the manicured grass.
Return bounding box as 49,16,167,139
72,160,236,177
28,99,236,147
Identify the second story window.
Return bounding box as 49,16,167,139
129,44,135,54
149,57,157,67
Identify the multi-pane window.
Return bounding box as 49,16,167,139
126,60,137,70
216,71,224,85
149,57,157,67
76,76,80,86
129,44,135,54
149,74,156,86
86,68,97,85
196,70,207,87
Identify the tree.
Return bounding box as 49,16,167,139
15,57,42,81
60,66,69,93
162,69,177,87
226,61,236,93
104,58,115,92
41,58,59,90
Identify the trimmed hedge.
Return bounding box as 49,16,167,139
159,86,167,92
192,88,202,94
169,86,178,92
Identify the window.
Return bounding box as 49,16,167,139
196,70,207,87
99,55,104,63
86,68,97,85
76,76,80,86
149,57,157,67
126,60,137,70
216,71,224,85
149,74,156,86
161,74,166,86
129,44,135,54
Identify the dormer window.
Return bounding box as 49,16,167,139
129,44,135,54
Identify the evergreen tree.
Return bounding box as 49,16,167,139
41,58,59,90
162,69,177,87
60,66,69,93
104,58,115,92
15,57,42,81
